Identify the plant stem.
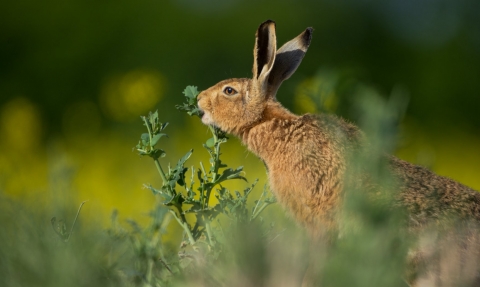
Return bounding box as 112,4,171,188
199,162,207,208
252,190,265,218
144,115,169,187
208,125,217,142
251,202,271,221
175,205,188,226
145,258,154,287
154,159,168,186
169,210,195,245
216,219,227,241
208,126,220,181
205,126,221,206
66,200,87,242
143,116,153,144
205,221,214,246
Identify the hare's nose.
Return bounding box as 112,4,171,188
197,92,205,103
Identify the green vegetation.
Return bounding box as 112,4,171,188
1,83,480,286
129,86,276,285
0,86,282,287
1,3,480,285
0,84,380,286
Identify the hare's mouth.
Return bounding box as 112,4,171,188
200,110,215,126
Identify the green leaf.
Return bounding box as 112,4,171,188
141,133,150,145
160,122,169,131
217,159,227,168
205,137,215,148
162,193,184,206
183,192,198,204
197,169,204,183
175,103,188,111
176,167,188,186
183,202,204,214
215,167,247,184
187,107,201,116
242,180,258,197
149,110,159,124
183,86,200,103
150,133,167,146
167,150,193,187
145,185,164,196
149,149,166,159
177,86,203,117
178,149,193,166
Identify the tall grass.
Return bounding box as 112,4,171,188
1,82,479,287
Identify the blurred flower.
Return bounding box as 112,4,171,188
0,97,42,151
100,69,165,122
0,97,47,198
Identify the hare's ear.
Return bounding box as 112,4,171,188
252,20,277,96
267,27,313,97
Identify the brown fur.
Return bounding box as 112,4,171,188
390,157,480,227
197,20,480,236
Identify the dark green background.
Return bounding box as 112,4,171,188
2,0,480,132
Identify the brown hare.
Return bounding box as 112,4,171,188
196,20,480,236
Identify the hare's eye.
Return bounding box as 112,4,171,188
223,87,237,96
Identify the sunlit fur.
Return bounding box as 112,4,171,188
198,78,257,134
199,75,365,233
197,20,480,237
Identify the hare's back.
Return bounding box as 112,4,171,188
389,156,480,224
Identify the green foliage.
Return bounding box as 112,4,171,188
3,82,479,287
131,85,276,284
135,111,169,160
126,84,413,286
176,86,202,117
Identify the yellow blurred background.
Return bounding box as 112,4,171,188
1,0,479,229
1,72,479,229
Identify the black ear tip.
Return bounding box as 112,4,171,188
259,19,276,29
303,27,313,46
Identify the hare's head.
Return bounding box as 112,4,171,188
197,20,313,135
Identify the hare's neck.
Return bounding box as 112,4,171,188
262,101,298,122
240,101,299,160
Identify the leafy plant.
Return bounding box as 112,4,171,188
133,85,276,280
